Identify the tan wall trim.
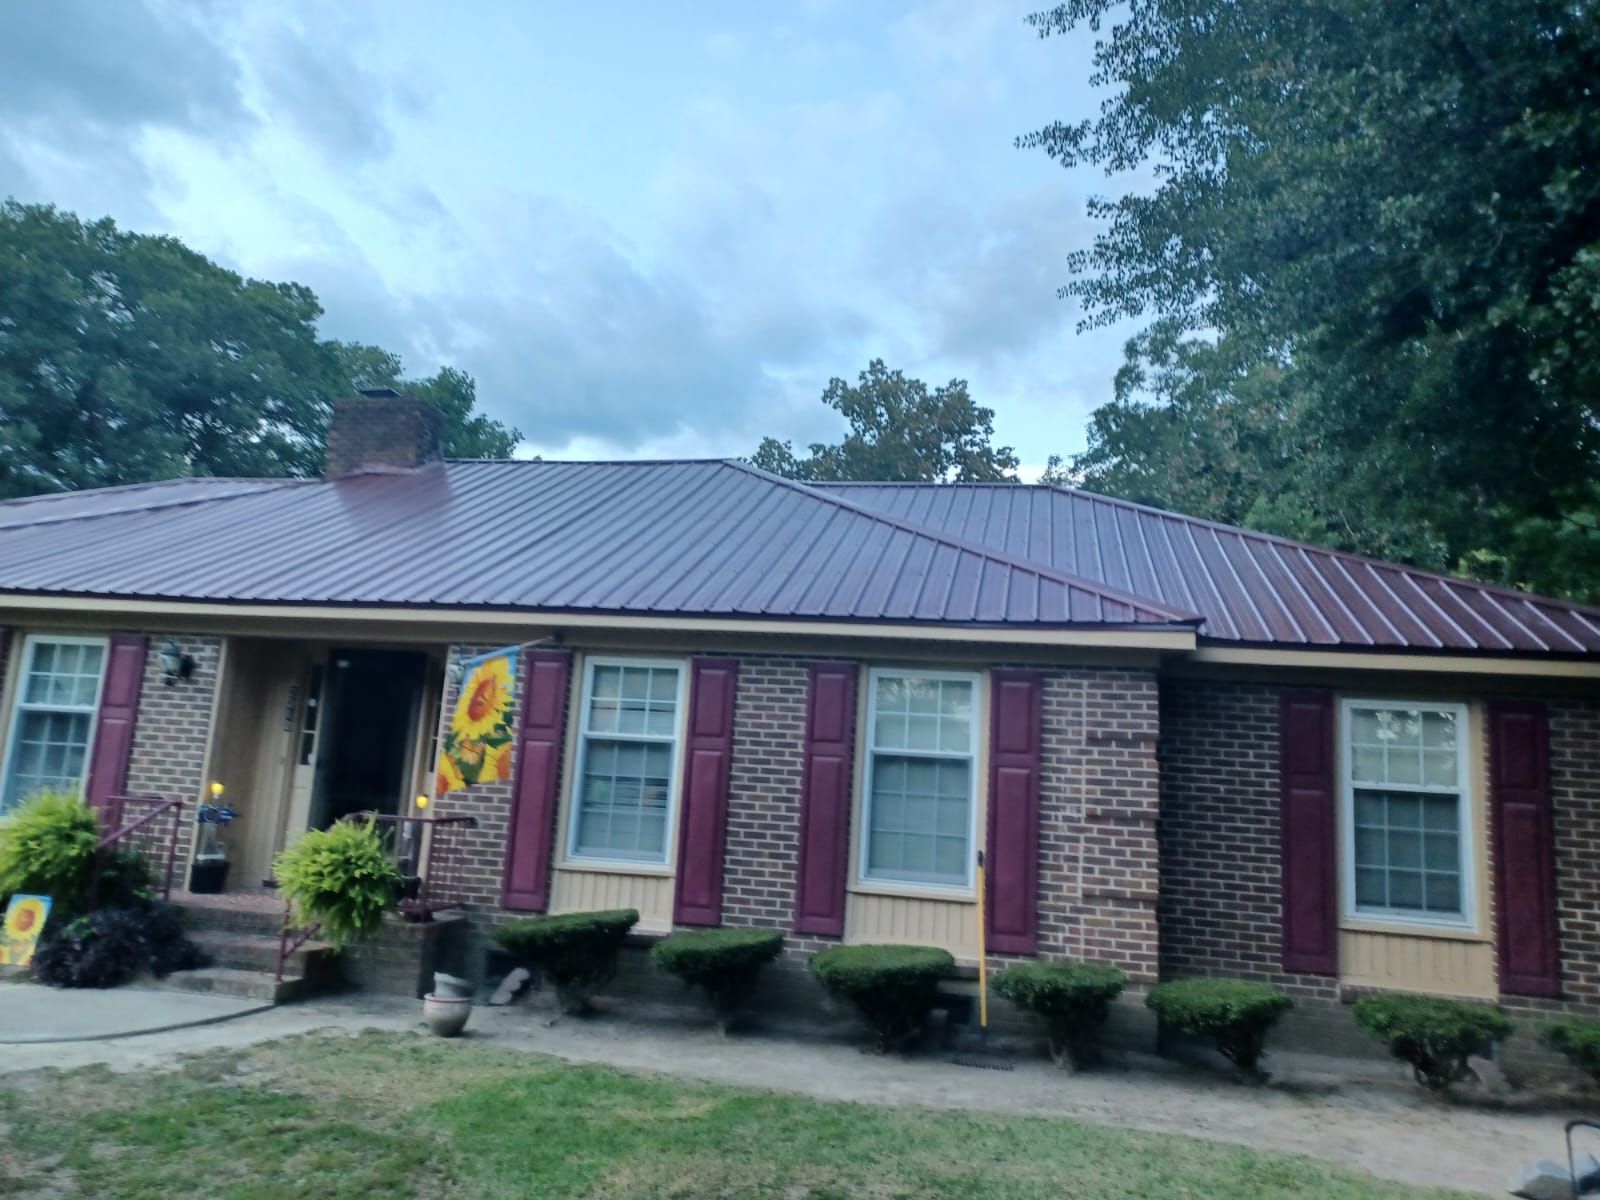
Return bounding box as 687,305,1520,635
0,595,1197,653
1187,645,1600,680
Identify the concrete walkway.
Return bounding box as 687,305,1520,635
0,979,271,1044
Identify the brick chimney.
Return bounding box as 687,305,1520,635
323,388,445,479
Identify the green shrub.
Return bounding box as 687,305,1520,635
993,960,1127,1068
0,791,100,916
272,818,400,948
1352,993,1513,1091
811,943,954,1053
651,927,785,1031
1147,978,1293,1080
494,908,639,1014
1546,1017,1600,1087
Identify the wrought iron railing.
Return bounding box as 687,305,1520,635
275,811,479,982
90,794,186,907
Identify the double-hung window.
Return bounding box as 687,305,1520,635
861,669,980,890
568,658,685,865
1,636,109,814
1344,701,1472,926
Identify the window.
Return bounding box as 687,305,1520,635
1,637,109,814
1343,701,1472,926
567,658,685,865
861,669,980,890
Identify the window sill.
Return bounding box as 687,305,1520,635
556,859,675,879
1340,918,1486,943
848,881,975,904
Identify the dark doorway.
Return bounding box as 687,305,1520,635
310,648,429,828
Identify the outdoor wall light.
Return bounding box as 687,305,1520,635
445,656,465,687
159,642,196,685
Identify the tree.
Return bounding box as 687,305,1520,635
0,202,520,498
1023,1,1600,597
752,359,1019,483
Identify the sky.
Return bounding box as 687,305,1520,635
0,0,1141,473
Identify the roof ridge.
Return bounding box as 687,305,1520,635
722,460,1203,625
823,480,1600,620
0,477,312,531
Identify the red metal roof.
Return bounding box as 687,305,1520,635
3,462,1596,653
0,461,1191,629
821,483,1600,653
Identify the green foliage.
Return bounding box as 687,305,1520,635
651,927,785,1030
494,908,640,1015
0,790,100,915
272,819,400,948
992,960,1127,1068
0,201,520,499
1352,994,1513,1091
751,359,1019,483
1545,1017,1600,1087
1146,978,1293,1080
1025,2,1600,598
810,943,954,1053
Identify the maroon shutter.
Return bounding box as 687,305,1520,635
987,669,1042,955
794,663,857,936
673,658,739,926
1279,689,1338,975
1490,701,1560,997
84,634,147,820
501,650,572,911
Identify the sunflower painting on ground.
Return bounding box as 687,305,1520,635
436,648,518,795
1,893,51,967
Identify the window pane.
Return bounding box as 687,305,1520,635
867,753,970,885
905,714,939,751
1422,710,1458,750
1386,750,1422,786
1352,746,1385,783
573,737,672,861
1422,750,1457,788
872,676,972,755
1350,787,1465,920
905,679,939,714
3,710,93,810
1352,708,1382,744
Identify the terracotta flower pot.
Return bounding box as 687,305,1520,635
423,993,472,1038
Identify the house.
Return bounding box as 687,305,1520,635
1,392,1596,1057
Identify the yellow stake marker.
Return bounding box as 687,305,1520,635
209,781,224,799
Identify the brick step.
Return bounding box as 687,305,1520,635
157,965,310,1005
189,930,334,976
170,897,288,939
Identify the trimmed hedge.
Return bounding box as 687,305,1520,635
992,960,1127,1069
1546,1017,1600,1087
494,908,639,1014
1147,978,1293,1080
811,943,953,1053
651,927,785,1031
1352,993,1513,1091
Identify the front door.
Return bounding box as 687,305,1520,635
306,648,432,829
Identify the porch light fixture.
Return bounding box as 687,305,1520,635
159,642,196,685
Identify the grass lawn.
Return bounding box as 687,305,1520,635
0,1030,1475,1200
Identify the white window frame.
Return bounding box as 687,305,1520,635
858,667,982,894
564,655,688,869
1339,698,1476,932
0,634,111,815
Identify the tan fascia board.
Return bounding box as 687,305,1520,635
0,595,1199,653
1186,645,1600,680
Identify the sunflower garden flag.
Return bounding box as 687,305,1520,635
436,647,518,794
1,894,51,967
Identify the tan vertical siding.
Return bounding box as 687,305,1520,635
1338,929,1496,998
549,868,675,932
844,892,980,960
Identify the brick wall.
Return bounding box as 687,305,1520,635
121,633,223,869
1157,678,1339,1000
323,395,444,478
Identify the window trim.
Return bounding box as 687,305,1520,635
563,654,689,870
1339,698,1476,932
857,666,983,895
0,634,111,815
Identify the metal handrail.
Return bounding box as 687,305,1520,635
275,810,479,982
90,794,186,906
